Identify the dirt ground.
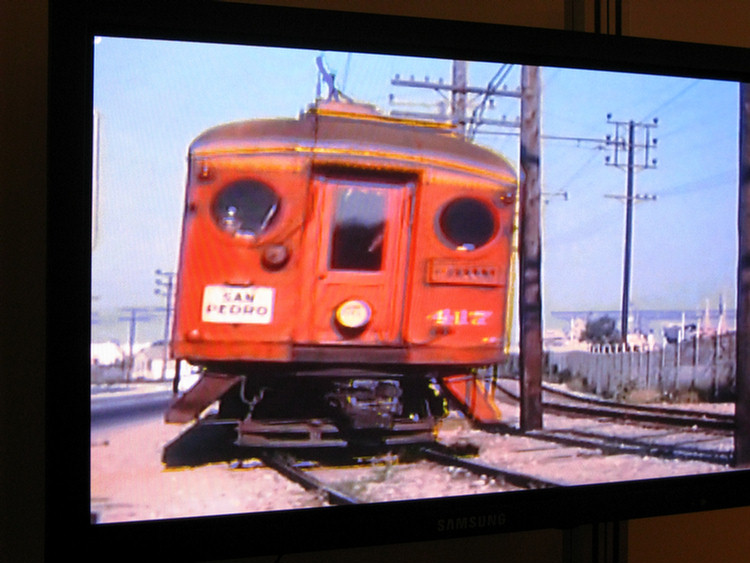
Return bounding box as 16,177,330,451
91,405,730,524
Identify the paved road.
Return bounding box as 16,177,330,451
91,386,173,429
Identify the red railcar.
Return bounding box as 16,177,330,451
167,100,517,448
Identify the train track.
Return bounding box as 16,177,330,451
496,378,734,431
490,379,734,465
418,444,562,489
164,382,735,510
525,427,733,465
260,451,363,505
256,444,562,506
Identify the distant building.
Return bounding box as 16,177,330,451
91,341,125,383
543,325,589,351
90,341,123,366
132,342,175,381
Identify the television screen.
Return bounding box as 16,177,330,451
47,1,750,560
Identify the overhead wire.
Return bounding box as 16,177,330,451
640,79,700,123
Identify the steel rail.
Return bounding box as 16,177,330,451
540,383,734,427
260,452,362,506
524,428,734,466
420,445,563,489
495,380,734,431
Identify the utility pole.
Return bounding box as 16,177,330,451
451,60,468,135
92,110,100,251
390,63,521,133
155,269,176,381
519,65,543,431
736,83,750,466
605,116,658,343
392,62,543,430
118,307,156,383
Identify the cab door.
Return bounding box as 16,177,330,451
303,173,413,345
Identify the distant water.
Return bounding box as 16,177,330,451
550,309,737,332
91,307,737,346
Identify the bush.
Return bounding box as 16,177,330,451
581,315,620,344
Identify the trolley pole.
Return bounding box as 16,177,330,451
519,65,543,431
735,82,750,466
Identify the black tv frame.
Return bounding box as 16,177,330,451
47,0,750,560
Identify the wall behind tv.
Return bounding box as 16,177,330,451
2,1,749,562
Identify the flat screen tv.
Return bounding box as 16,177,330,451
47,0,750,560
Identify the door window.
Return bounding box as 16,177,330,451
329,187,387,271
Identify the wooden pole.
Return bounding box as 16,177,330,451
519,65,543,431
451,60,468,135
620,121,635,342
735,83,750,466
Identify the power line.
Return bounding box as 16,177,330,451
641,79,700,123
390,64,522,134
655,169,736,197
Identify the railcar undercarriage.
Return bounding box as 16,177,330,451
165,365,447,453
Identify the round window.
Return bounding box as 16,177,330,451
212,180,279,237
438,197,496,250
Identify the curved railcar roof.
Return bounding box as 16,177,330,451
189,101,516,184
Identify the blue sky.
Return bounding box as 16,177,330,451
92,37,739,341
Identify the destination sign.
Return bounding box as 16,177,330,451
202,285,275,324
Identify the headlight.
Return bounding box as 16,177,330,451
335,299,372,329
212,179,280,237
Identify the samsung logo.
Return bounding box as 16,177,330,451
437,513,507,532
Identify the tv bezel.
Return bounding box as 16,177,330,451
47,1,750,560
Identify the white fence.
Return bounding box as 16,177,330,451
547,333,736,401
